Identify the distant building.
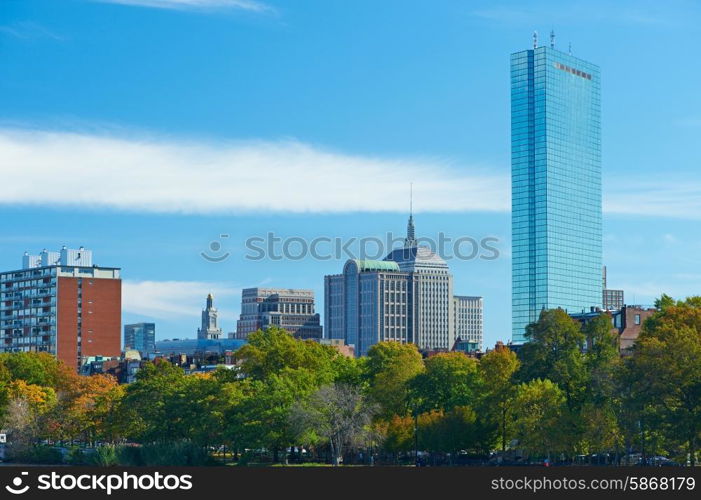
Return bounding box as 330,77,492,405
325,213,481,357
197,293,223,340
154,338,245,357
235,288,322,340
453,296,483,351
615,305,656,352
1,247,121,371
603,289,624,311
602,266,624,311
451,337,480,355
318,338,355,358
325,259,411,357
124,322,155,355
569,305,656,353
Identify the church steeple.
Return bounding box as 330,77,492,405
404,183,417,248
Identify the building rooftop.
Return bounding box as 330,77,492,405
348,259,400,273
385,245,448,272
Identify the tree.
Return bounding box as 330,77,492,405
365,342,424,418
53,374,124,443
290,383,376,465
512,379,566,460
230,368,319,462
479,344,520,453
425,407,485,457
654,293,676,311
627,299,701,465
578,314,623,457
378,415,415,459
410,352,480,413
115,360,189,442
519,309,588,410
236,327,339,384
0,352,75,390
583,313,620,403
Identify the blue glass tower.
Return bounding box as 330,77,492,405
511,42,602,343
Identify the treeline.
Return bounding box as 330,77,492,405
1,294,700,466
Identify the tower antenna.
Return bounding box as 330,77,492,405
550,29,555,49
405,183,417,248
533,31,538,49
568,42,572,55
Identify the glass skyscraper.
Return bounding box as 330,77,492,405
511,44,602,343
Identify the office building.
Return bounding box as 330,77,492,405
124,322,156,355
1,247,121,371
325,214,481,356
384,213,454,351
453,296,483,351
325,259,411,356
197,293,223,340
511,37,602,343
235,288,322,340
602,266,624,311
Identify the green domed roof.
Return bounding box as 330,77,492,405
348,259,400,272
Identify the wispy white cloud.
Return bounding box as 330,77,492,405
122,280,239,320
0,128,509,215
603,180,701,219
0,21,64,40
92,0,272,13
2,127,699,219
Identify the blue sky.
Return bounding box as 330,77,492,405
1,0,701,346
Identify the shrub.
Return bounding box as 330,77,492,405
88,445,119,466
15,445,64,465
139,441,215,466
67,446,88,465
117,445,144,466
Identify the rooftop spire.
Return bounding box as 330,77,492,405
405,183,417,247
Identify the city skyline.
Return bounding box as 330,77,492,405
2,0,701,348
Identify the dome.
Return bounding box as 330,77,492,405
384,245,448,273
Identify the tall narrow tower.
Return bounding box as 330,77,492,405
198,293,223,340
405,183,416,248
511,42,602,343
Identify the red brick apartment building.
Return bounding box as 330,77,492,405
0,247,121,371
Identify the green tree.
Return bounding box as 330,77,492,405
519,309,588,410
512,379,566,460
479,344,520,453
115,360,189,442
231,368,319,462
627,299,701,465
579,314,623,457
365,342,424,418
654,293,676,311
410,352,480,413
236,327,338,384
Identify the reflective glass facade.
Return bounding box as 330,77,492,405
511,46,602,343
